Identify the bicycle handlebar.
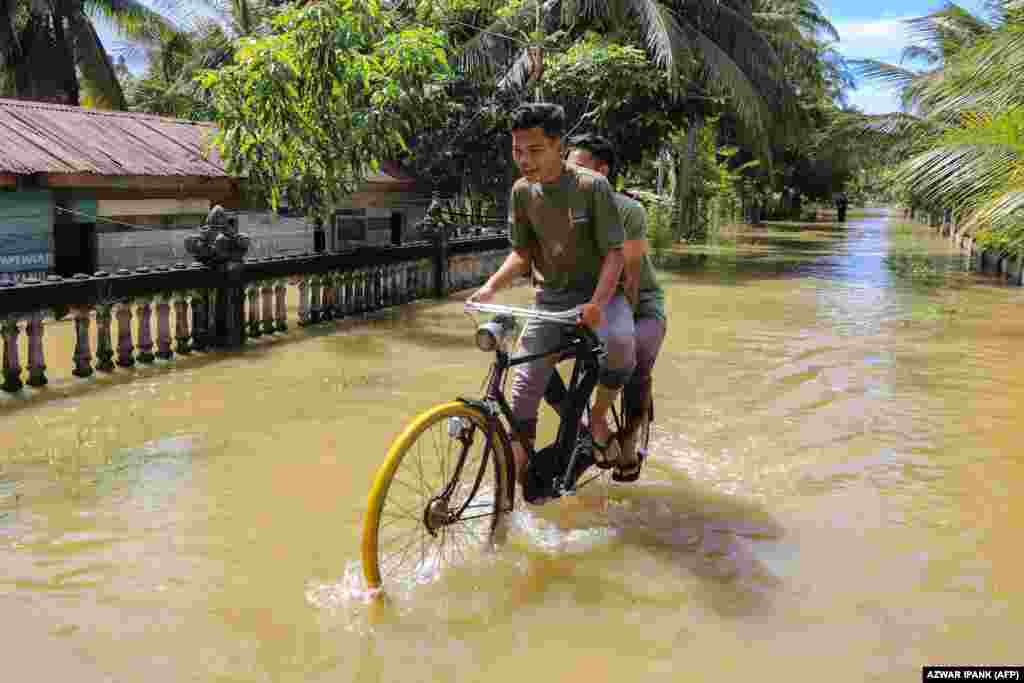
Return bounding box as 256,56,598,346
464,301,583,326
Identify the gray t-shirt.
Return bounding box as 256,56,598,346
509,163,624,294
616,192,665,321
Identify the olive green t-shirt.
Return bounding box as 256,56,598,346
509,163,624,294
617,192,666,321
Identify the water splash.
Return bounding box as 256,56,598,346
305,560,384,634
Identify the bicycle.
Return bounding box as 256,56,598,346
361,301,654,592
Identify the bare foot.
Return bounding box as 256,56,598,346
511,440,530,487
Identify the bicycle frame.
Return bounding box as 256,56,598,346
455,313,607,501
489,333,601,446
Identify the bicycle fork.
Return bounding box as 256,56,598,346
423,414,493,536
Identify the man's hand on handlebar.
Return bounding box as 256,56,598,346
578,302,604,331
467,283,497,304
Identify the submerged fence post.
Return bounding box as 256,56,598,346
184,206,251,349
2,318,23,392
417,192,450,298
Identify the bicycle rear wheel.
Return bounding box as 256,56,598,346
636,397,654,460
608,390,655,481
362,401,512,592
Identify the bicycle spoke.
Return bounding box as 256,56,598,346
382,528,424,577
414,440,431,500
447,511,498,524
380,510,418,529
389,474,425,502
432,424,446,490
380,525,420,558
378,528,422,559
367,405,507,591
443,427,454,491
459,502,495,511
449,527,468,566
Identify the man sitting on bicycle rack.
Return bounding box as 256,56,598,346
466,103,636,496
559,134,667,481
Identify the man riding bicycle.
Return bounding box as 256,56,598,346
560,134,667,480
466,103,636,498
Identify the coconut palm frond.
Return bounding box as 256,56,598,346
454,0,550,79
963,189,1024,235
898,143,1023,208
679,0,783,76
838,111,931,138
988,0,1024,24
682,21,769,136
752,14,809,59
69,9,128,109
849,58,921,90
897,67,946,113
145,0,236,34
962,26,1024,90
573,0,625,22
631,0,694,81
753,1,838,42
82,0,180,45
900,44,941,65
920,31,1024,119
797,4,840,42
905,3,994,58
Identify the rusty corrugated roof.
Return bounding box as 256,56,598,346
0,98,229,178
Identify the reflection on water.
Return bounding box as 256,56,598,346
2,208,1023,681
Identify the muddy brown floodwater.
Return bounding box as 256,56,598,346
1,208,1021,682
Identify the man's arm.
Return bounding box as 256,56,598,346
620,198,648,311
623,239,645,310
480,249,531,293
581,176,626,327
467,187,533,303
590,248,624,311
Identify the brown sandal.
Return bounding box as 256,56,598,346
591,432,620,469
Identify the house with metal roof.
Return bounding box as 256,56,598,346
0,98,433,277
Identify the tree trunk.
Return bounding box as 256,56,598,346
656,145,670,195
51,5,80,105
673,118,703,240
67,9,127,109
13,11,80,105
739,182,753,225
0,0,23,94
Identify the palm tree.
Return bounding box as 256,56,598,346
124,0,271,118
446,0,831,235
895,3,1024,243
0,0,177,108
456,0,790,138
847,2,1024,247
841,3,996,150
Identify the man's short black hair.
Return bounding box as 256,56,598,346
567,133,617,181
510,103,566,139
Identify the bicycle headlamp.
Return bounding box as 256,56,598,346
475,314,517,352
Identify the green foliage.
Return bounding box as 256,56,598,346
197,0,453,215
846,1,1024,256
543,34,689,169
627,191,676,263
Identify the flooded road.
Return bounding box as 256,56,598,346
2,208,1022,681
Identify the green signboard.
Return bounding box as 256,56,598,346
0,190,53,272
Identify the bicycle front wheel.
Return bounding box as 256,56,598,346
362,401,513,592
